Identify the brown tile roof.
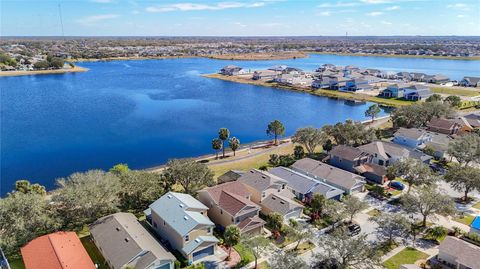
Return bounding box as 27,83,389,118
21,232,96,269
439,236,480,269
237,216,266,233
427,118,458,130
200,181,259,216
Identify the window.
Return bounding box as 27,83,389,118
153,221,157,228
163,220,166,226
220,209,223,214
379,160,384,165
262,192,266,197
185,235,189,242
207,227,211,233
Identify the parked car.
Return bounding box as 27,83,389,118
347,224,361,236
389,181,405,191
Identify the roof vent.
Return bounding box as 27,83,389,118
167,194,172,199
125,238,129,243
195,238,201,243
184,216,189,220
261,176,266,179
179,204,185,208
280,201,285,205
116,227,120,231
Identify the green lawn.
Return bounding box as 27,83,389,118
383,247,429,269
80,236,109,269
258,261,271,269
431,87,480,97
473,201,480,210
291,241,315,255
8,258,25,269
367,209,382,217
453,214,475,226
234,243,255,264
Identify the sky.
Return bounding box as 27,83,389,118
1,0,479,36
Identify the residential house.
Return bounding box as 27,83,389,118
437,236,480,269
252,70,278,80
328,145,386,184
358,141,432,166
220,65,246,76
427,118,463,135
316,63,336,72
197,181,265,234
341,78,373,92
268,65,288,72
238,169,304,219
459,76,480,87
425,132,454,159
393,128,433,148
147,192,218,264
217,170,244,184
21,232,96,269
454,117,475,134
410,72,427,82
291,158,366,194
396,72,412,81
463,113,480,129
426,74,450,84
404,84,433,101
380,83,410,98
269,166,344,202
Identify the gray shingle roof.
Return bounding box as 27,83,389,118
394,127,427,140
182,236,219,255
237,169,287,192
439,236,480,269
149,192,213,236
358,141,431,162
261,193,303,216
89,212,174,269
329,145,367,161
291,158,365,191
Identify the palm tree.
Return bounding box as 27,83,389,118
229,137,240,156
218,128,230,158
224,225,241,260
212,138,222,159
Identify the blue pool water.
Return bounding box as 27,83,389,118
1,54,479,194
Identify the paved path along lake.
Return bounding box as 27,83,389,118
1,54,479,194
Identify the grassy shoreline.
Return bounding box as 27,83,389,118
0,66,89,77
308,51,480,61
204,73,413,107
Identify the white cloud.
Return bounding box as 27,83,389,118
90,0,114,3
360,0,391,4
448,3,468,9
319,11,331,16
233,22,247,27
457,14,467,18
380,20,392,25
366,11,383,16
385,5,400,10
317,2,359,8
146,2,265,13
76,14,119,26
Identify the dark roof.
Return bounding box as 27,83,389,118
394,128,427,140
238,169,287,192
427,118,458,130
439,236,480,269
261,194,303,216
217,170,244,184
329,145,367,161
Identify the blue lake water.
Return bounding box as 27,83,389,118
1,54,479,194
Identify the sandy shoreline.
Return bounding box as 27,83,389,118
308,51,480,61
0,66,89,77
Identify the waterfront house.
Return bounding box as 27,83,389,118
291,158,366,194
147,192,218,264
316,63,336,72
252,69,277,80
89,213,175,269
427,74,450,84
237,169,304,219
268,166,344,202
427,117,465,135
220,65,246,76
403,84,433,101
436,236,480,269
268,65,288,72
393,127,433,148
459,76,480,87
396,72,412,81
380,83,410,98
358,141,432,166
282,67,303,75
410,72,428,82
341,78,372,92
217,170,244,184
197,181,265,234
21,232,96,269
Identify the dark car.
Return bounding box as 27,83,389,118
347,224,361,236
389,181,405,191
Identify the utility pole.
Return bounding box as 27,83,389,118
58,2,65,40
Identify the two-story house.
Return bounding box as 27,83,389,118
437,236,480,269
89,212,175,269
358,141,432,166
403,84,433,101
393,128,433,148
197,181,265,234
291,158,366,194
238,169,304,220
380,83,410,98
220,65,247,76
147,192,218,264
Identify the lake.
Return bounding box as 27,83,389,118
1,54,479,194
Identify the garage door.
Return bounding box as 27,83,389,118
192,246,214,261
284,209,301,220
157,263,171,269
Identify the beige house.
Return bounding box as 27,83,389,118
198,181,265,234
238,169,304,220
437,236,480,269
147,192,218,264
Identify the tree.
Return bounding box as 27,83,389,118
292,127,328,154
33,60,49,70
14,180,46,196
293,145,305,159
365,104,381,122
270,251,308,269
269,154,280,166
266,120,285,145
52,170,121,229
444,165,480,202
444,95,462,107
118,170,166,212
390,158,436,193
109,163,129,175
163,159,214,195
323,139,333,153
0,193,60,256
267,212,283,236
287,219,313,251
343,196,368,223
224,225,241,260
49,57,64,69
218,128,230,158
447,134,480,166
386,166,396,181
391,102,454,128
426,94,443,103
212,138,222,159
310,193,326,220
323,120,376,146
324,200,347,229
229,137,240,156
370,213,410,245
241,236,271,269
425,226,448,243
402,186,456,227
314,233,380,269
